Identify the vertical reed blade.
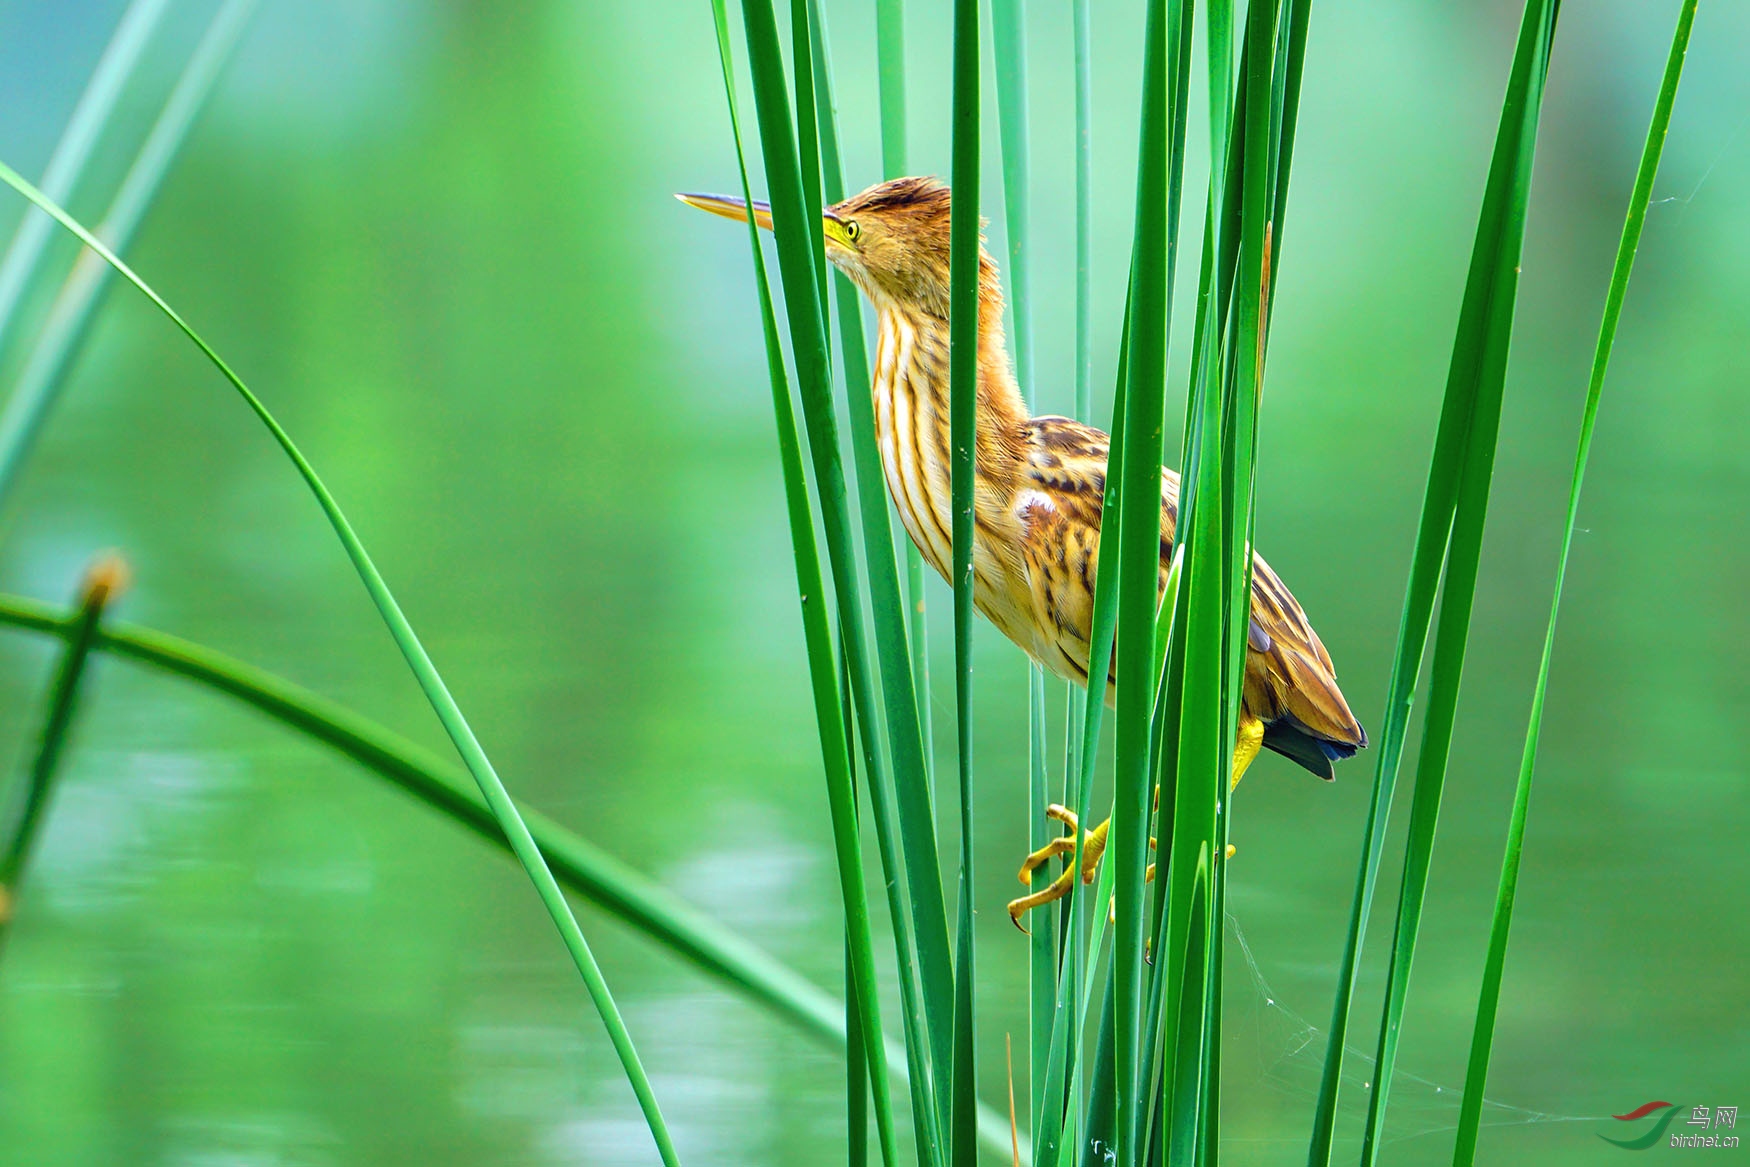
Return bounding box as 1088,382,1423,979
1449,3,1694,1164
1291,2,1561,1164
736,0,958,1118
948,0,982,1159
802,2,911,1160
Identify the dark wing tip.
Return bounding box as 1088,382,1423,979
1260,713,1370,781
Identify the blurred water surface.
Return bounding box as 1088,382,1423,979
0,1,1743,1164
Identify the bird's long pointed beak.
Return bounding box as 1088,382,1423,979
677,192,850,247
676,192,773,231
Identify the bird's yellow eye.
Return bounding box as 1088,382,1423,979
845,220,861,241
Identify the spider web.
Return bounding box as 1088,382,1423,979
1219,911,1605,1149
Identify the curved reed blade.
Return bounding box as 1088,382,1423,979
987,12,1057,1142
791,0,827,311
875,0,907,178
0,588,1026,1159
1357,3,1560,1158
1071,0,1093,426
873,0,933,776
806,15,944,1163
1035,298,1129,1167
0,162,682,1167
1450,3,1697,1163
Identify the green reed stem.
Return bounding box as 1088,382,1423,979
706,2,903,1162
875,0,908,178
0,560,123,954
801,2,944,1152
990,0,1056,1148
1071,0,1093,425
1348,4,1560,1162
948,0,982,1157
1108,0,1180,1154
1450,3,1694,1162
736,7,958,1109
0,587,1021,1160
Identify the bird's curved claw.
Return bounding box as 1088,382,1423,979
1007,805,1112,931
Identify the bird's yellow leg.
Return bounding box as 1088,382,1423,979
1232,712,1264,792
1016,805,1108,884
1215,714,1266,861
1010,717,1266,930
1007,807,1109,931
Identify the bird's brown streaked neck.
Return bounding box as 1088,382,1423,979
864,282,1030,586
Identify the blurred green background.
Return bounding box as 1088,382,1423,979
0,0,1743,1163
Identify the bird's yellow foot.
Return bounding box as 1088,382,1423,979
1007,802,1238,931
1007,805,1108,932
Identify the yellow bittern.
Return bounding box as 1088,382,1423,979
681,177,1366,927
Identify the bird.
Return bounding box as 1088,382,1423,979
679,176,1367,928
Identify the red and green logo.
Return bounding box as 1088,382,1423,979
1601,1101,1683,1150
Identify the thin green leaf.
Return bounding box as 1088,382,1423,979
1071,0,1093,425
1060,8,1095,1012
948,0,981,1159
1450,3,1694,1163
992,0,1034,404
0,0,169,354
809,47,945,1167
792,0,828,310
737,5,960,1137
989,1,1057,1153
874,0,907,178
1036,298,1130,1167
0,0,257,508
1348,3,1561,1162
873,0,932,785
705,5,902,1164
0,161,681,1167
1078,973,1118,1167
1109,0,1180,1156
1146,4,1293,1159
0,587,1024,1162
849,956,870,1167
1199,4,1280,1158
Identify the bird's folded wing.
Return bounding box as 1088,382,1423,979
1244,554,1366,747
1017,413,1362,751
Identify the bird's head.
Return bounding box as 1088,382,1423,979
678,176,998,320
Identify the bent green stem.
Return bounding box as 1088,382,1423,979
0,163,680,1167
0,559,125,953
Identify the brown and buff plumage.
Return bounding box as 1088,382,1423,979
682,176,1367,924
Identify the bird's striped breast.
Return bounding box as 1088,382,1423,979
872,308,955,579
869,307,1046,659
